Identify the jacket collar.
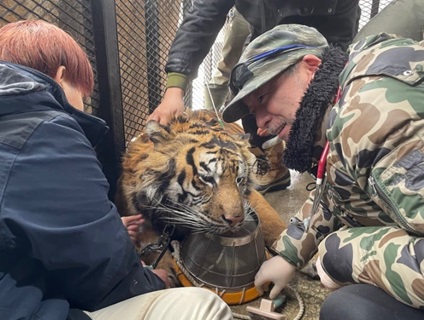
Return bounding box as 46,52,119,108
283,46,348,173
0,61,108,146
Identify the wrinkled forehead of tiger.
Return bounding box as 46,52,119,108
143,113,256,188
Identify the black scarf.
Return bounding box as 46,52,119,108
283,46,348,173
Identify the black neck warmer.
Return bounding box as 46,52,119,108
283,46,348,173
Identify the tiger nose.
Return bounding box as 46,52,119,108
222,214,244,227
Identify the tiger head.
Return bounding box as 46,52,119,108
118,110,258,235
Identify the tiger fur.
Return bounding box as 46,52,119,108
115,109,287,285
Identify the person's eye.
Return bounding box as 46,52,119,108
257,95,264,103
258,90,270,104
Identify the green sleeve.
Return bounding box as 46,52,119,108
166,72,189,91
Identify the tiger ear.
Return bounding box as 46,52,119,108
145,120,172,145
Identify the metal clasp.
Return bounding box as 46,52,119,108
139,224,175,268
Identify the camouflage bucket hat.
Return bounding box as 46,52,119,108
221,24,328,123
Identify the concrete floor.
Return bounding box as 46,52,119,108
230,170,331,320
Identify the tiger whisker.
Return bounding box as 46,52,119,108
140,200,220,232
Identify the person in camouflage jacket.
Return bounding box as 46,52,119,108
222,24,424,318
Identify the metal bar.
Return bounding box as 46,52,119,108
90,0,125,200
182,0,193,109
370,0,381,19
145,0,161,113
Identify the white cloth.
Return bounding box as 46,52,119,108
84,287,233,320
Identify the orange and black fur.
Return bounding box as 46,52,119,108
115,110,287,284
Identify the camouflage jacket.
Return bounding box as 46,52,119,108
273,33,424,307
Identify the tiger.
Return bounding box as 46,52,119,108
115,109,287,285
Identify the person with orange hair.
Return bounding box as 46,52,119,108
0,20,233,320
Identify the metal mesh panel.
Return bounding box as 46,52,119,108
190,20,228,110
359,0,392,29
0,0,99,115
114,0,185,143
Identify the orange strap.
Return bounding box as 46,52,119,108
172,259,261,305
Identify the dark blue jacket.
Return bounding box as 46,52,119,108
0,62,165,320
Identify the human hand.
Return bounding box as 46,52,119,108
147,87,185,125
151,268,171,289
315,256,341,290
254,255,296,299
121,214,144,245
141,260,171,289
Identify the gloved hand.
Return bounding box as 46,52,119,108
254,255,296,299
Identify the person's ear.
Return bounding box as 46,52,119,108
301,54,321,79
302,54,321,70
53,66,66,87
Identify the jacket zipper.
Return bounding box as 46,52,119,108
368,176,424,235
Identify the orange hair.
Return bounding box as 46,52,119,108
0,19,94,96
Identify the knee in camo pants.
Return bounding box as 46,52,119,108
318,226,424,308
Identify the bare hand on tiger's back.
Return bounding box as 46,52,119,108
254,255,296,299
147,87,185,126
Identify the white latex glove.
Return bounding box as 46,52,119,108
254,255,296,299
316,256,341,290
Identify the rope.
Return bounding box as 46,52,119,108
171,240,305,320
232,312,250,320
205,83,225,128
287,285,306,320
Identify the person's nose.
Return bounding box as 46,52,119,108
254,107,272,131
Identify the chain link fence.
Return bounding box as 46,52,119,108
0,0,394,196
0,0,98,111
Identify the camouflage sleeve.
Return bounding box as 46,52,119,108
318,227,424,308
271,187,342,268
